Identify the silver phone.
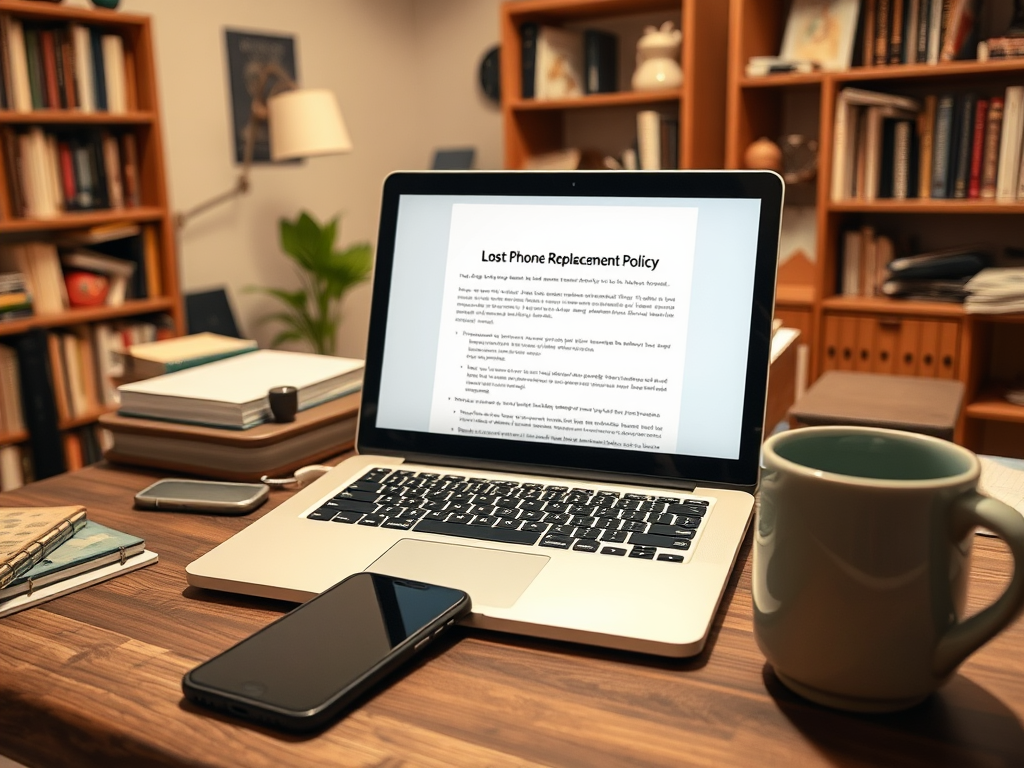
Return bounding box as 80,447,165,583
134,478,269,514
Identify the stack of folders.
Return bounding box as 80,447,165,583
0,507,156,618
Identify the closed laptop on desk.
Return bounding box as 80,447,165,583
187,170,783,657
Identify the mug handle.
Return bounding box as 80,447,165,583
934,494,1024,677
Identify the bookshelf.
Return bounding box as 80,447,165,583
499,0,729,171
726,0,1024,457
0,0,181,488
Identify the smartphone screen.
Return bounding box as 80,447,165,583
183,572,469,730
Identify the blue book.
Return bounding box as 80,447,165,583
930,94,955,199
0,521,145,601
89,27,107,111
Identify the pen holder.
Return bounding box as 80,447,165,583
268,386,298,423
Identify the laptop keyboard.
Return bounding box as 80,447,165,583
305,467,709,563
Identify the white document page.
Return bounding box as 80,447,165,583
428,203,698,454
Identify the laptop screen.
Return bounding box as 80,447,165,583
358,172,783,491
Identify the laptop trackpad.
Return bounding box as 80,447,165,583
366,539,548,609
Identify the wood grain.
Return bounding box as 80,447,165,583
1,461,1024,767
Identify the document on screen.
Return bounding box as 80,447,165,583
428,202,698,454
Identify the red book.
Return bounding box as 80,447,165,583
39,30,60,109
58,140,76,208
967,97,988,199
979,97,1004,199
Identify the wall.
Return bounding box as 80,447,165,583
103,0,502,358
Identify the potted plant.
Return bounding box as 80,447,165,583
249,211,373,355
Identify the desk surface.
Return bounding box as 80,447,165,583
2,461,1024,768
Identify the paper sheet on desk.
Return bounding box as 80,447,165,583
976,456,1024,537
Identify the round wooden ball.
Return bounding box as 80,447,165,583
744,137,783,172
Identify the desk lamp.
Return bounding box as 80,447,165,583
176,63,352,229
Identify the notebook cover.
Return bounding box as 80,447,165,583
0,506,88,589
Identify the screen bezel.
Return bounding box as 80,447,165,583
356,171,783,492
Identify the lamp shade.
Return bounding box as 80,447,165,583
267,88,353,161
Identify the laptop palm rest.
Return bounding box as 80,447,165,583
367,540,548,609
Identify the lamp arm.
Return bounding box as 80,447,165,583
176,61,297,230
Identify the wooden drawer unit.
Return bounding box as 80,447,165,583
821,313,960,379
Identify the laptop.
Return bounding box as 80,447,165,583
186,170,784,657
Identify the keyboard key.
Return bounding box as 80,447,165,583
544,501,571,513
424,510,449,521
307,508,337,521
629,547,656,560
621,521,646,532
518,510,545,522
601,547,627,556
520,499,545,512
573,540,600,552
539,535,574,549
329,499,377,515
470,516,498,527
678,516,703,529
414,519,542,545
358,516,385,527
333,489,378,504
447,512,473,525
650,513,676,525
521,522,548,533
575,528,601,540
648,524,696,539
343,481,383,494
495,519,521,530
628,533,692,550
657,554,684,563
601,530,628,543
550,524,576,536
667,503,707,518
383,519,415,530
543,512,570,525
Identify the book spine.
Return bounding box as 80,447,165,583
996,86,1024,200
875,0,893,65
583,29,617,95
89,27,106,111
59,27,76,109
889,0,905,63
892,120,912,199
930,94,955,198
966,96,988,198
916,0,931,62
903,0,920,63
926,0,944,63
951,93,976,198
979,96,1004,199
862,0,878,67
39,29,60,109
12,328,65,480
918,94,936,198
520,22,537,99
879,116,899,198
23,26,44,109
636,110,661,170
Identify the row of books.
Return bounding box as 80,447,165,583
0,14,129,113
520,23,617,100
861,0,976,67
1,125,141,219
831,85,1024,202
0,505,155,619
62,422,111,472
0,223,159,317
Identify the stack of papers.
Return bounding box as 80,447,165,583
117,349,364,429
964,268,1024,314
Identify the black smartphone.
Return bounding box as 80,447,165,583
181,572,470,732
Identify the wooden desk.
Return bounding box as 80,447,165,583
2,462,1024,767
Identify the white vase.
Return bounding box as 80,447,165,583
631,21,683,91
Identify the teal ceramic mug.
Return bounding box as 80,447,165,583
754,426,1024,712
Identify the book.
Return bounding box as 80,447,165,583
979,96,1004,199
966,96,988,198
0,343,24,434
534,26,583,100
888,246,991,279
0,505,87,589
12,329,65,479
903,0,921,63
930,94,956,198
915,0,932,62
881,276,971,301
996,86,1024,201
100,34,126,114
70,23,94,113
60,248,135,306
939,0,975,61
124,332,258,380
116,349,364,429
926,0,943,63
6,17,31,112
841,229,863,296
0,444,24,492
100,391,361,481
89,27,107,111
951,92,977,199
875,0,891,65
520,22,538,99
583,29,617,94
0,520,143,602
636,109,661,170
889,0,905,63
0,549,157,618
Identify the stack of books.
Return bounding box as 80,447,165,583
964,267,1024,314
0,270,31,321
0,506,156,618
880,246,991,302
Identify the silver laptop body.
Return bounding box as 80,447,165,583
187,170,784,657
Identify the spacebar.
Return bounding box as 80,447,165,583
413,520,542,546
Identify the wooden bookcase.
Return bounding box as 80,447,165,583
499,0,729,171
726,0,1024,457
0,0,181,483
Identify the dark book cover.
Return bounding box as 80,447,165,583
879,117,899,197
12,329,66,480
520,22,538,99
916,0,932,61
52,27,68,109
89,27,107,111
966,96,988,198
1,126,25,217
39,28,60,109
23,26,44,109
0,14,11,111
930,94,955,198
951,93,976,198
583,29,617,94
85,232,147,299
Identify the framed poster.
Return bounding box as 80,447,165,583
779,0,861,72
224,29,298,164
